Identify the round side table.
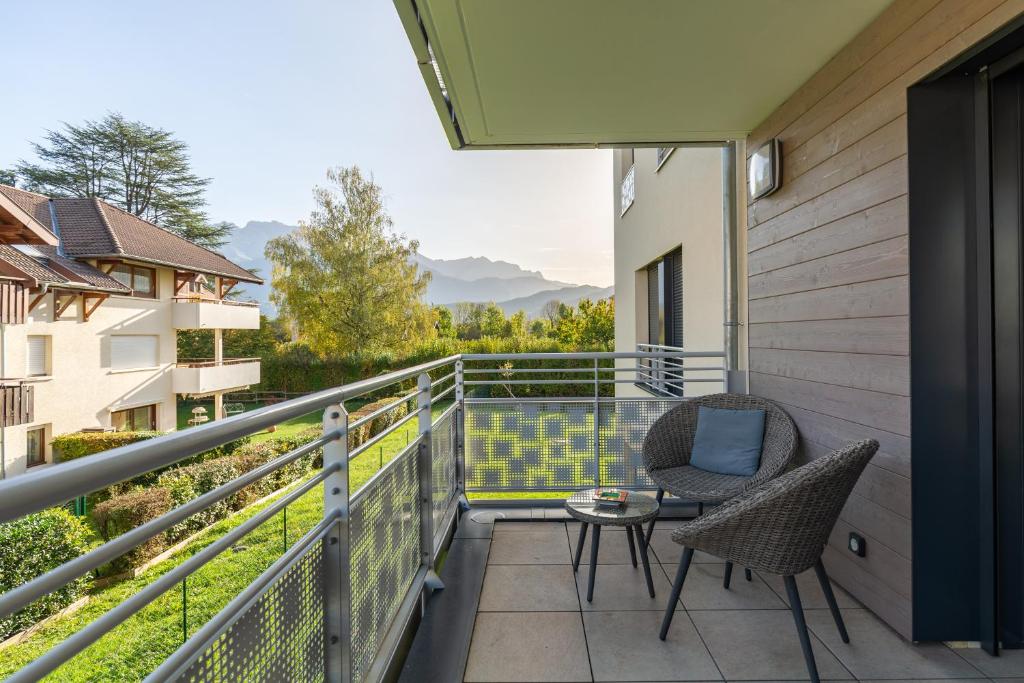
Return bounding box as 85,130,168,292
565,489,660,602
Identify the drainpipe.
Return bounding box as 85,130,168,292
721,142,743,393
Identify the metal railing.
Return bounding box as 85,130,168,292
0,349,724,682
175,357,261,368
172,295,260,307
634,343,726,397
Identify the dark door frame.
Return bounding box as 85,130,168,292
909,16,1024,651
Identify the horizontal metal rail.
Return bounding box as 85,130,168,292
0,432,338,621
462,351,724,360
6,468,337,683
0,354,459,523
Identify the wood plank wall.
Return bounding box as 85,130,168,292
745,0,1024,638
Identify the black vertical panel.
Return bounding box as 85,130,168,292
647,263,660,344
669,248,683,347
991,63,1024,648
909,73,983,642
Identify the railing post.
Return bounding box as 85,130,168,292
322,404,351,683
418,373,444,590
455,360,467,498
593,358,601,489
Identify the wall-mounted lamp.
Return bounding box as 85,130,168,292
748,138,782,200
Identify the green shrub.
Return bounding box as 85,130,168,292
347,396,410,450
52,431,163,462
92,487,172,572
157,459,241,541
0,508,93,640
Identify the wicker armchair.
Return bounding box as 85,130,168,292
641,393,799,583
659,438,879,683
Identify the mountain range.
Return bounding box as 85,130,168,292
221,221,612,317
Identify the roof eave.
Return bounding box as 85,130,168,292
75,253,263,285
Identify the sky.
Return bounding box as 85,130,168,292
1,1,614,286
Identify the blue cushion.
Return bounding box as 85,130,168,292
689,406,766,477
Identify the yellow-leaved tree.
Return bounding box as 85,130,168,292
265,167,434,356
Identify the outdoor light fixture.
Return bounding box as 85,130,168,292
848,531,867,557
748,138,782,200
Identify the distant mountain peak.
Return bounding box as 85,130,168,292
412,253,546,281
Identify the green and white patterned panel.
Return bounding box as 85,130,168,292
349,446,421,682
598,399,683,488
465,401,595,491
431,407,457,538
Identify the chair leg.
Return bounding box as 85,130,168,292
745,567,753,582
633,524,656,598
660,547,694,640
586,525,601,602
572,522,588,572
697,501,704,516
814,559,849,643
644,488,664,545
783,575,820,683
625,525,638,568
723,561,733,589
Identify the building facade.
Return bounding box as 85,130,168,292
612,146,731,397
0,186,262,478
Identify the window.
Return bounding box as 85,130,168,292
645,247,683,347
111,335,159,370
620,148,636,216
656,147,675,169
110,263,157,298
26,426,46,467
26,335,50,376
111,404,157,432
619,148,635,179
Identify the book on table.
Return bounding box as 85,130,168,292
593,488,629,508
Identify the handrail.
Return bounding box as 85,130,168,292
171,296,259,308
462,350,724,360
0,354,460,523
175,357,261,368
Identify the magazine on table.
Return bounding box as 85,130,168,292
592,488,629,508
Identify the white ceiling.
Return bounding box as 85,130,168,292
398,0,893,148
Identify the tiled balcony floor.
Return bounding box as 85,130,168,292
462,519,1021,683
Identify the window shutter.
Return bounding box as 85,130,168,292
27,336,47,376
669,248,683,347
647,263,660,344
111,335,159,370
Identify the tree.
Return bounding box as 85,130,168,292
480,303,508,337
434,305,457,338
552,297,615,350
14,113,232,248
265,166,433,356
541,299,562,324
0,169,16,186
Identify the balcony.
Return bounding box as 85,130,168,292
171,296,260,330
172,358,261,396
0,380,33,426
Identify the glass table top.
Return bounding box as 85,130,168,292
564,489,660,523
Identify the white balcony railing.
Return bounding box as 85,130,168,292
172,358,261,395
171,297,260,330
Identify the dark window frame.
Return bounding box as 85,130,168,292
26,426,46,468
109,263,157,299
111,404,157,431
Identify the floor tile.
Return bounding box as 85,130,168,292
464,611,592,682
805,608,984,680
488,529,571,565
954,646,1024,677
583,610,722,681
479,564,581,612
493,521,566,533
545,508,572,520
679,563,787,611
575,563,673,611
571,527,643,565
758,568,861,610
647,530,722,566
690,609,853,680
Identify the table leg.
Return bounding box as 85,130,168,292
573,521,588,572
633,524,656,598
586,525,601,602
625,525,638,567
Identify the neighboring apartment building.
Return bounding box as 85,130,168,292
0,185,263,478
613,146,729,397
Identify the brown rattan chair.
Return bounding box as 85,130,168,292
641,393,799,584
659,438,879,683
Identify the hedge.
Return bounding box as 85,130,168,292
0,509,92,640
52,431,163,462
92,488,172,571
348,396,409,450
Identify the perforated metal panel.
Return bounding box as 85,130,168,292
598,399,683,488
464,399,683,493
174,538,326,682
431,408,457,539
349,446,421,682
465,401,596,491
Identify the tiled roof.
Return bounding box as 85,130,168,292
0,186,54,232
0,244,130,293
0,185,261,284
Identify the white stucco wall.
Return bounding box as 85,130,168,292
1,265,178,478
612,147,727,397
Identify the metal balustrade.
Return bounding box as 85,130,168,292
0,349,723,683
